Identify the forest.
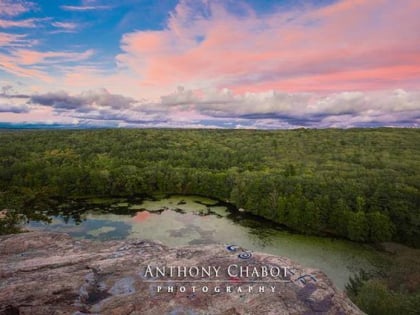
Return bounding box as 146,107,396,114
0,128,419,248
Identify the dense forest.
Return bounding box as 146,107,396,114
0,128,419,247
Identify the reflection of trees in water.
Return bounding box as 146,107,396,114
61,210,84,224
47,197,147,224
34,196,286,248
247,227,276,248
47,205,87,225
226,212,286,247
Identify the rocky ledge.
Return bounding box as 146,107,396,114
0,232,362,315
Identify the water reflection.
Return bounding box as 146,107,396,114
26,195,379,289
132,211,151,222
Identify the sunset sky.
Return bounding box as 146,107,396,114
0,0,419,128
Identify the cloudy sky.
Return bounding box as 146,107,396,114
0,0,419,128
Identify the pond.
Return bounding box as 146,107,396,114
26,195,380,290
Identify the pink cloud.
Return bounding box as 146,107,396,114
232,64,420,94
0,0,34,17
0,55,52,80
0,32,32,47
12,49,94,65
0,48,94,83
0,18,41,28
116,0,420,94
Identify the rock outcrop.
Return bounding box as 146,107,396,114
0,232,363,315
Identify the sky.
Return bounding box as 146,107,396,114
0,0,419,129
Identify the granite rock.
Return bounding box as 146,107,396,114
0,232,363,315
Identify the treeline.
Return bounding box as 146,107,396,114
0,128,419,246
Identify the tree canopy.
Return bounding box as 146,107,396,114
0,128,418,246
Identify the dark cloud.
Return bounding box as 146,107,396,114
0,102,29,113
29,89,137,111
156,87,420,128
31,91,82,109
0,87,30,112
1,86,419,128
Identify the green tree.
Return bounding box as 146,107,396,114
355,280,401,315
346,210,368,242
367,212,394,242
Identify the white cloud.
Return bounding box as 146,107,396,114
21,86,420,128
51,22,79,32
60,5,111,11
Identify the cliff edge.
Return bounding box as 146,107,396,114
0,232,363,315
